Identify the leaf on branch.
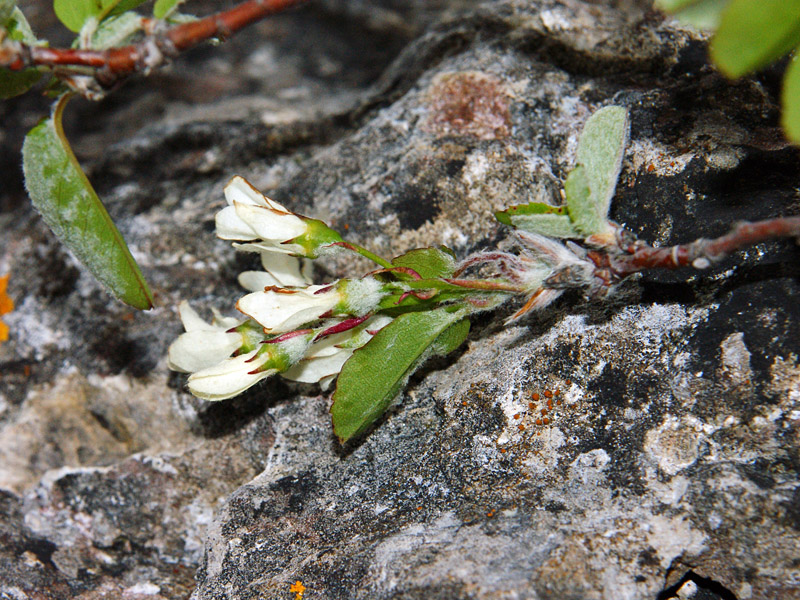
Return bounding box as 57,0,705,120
570,105,628,237
0,7,44,99
153,0,185,19
710,0,800,78
90,12,145,49
654,0,728,30
783,54,800,144
331,307,469,443
22,94,154,310
53,0,148,33
494,203,580,238
391,246,456,278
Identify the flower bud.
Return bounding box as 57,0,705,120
216,176,342,258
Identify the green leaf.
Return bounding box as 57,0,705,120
711,0,800,78
331,306,469,443
391,246,456,278
564,166,599,236
153,0,183,18
53,0,100,32
0,0,15,24
89,11,143,49
495,203,581,238
572,105,628,236
22,95,154,309
782,54,800,144
0,7,44,98
53,0,147,32
655,0,729,27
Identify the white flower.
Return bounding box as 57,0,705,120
168,301,245,373
237,284,343,334
238,252,313,292
216,176,342,257
282,315,392,388
216,176,307,250
187,348,277,401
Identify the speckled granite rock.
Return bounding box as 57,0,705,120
1,0,799,599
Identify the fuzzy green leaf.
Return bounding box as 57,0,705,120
710,0,800,78
496,203,580,238
53,0,147,32
53,0,101,32
655,0,728,29
783,54,800,144
153,0,183,18
0,7,44,99
89,11,143,48
391,246,456,278
331,306,469,443
563,165,598,236
22,95,154,309
573,105,628,236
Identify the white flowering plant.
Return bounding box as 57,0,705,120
169,106,800,443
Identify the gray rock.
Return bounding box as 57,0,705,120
1,0,798,599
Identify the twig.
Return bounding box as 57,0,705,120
0,0,308,95
591,215,800,282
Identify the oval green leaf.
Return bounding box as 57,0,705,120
782,54,800,145
711,0,800,78
392,246,456,279
22,94,154,309
331,307,469,443
572,105,628,236
655,0,728,29
0,7,44,99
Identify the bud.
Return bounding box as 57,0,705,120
216,176,342,258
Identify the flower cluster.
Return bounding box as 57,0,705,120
169,177,392,400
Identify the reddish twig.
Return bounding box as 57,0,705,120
591,215,800,282
0,0,308,95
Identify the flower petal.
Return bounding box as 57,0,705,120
187,349,275,401
233,201,307,241
224,176,269,208
215,205,259,241
237,285,341,333
167,330,243,373
178,300,212,332
282,347,354,383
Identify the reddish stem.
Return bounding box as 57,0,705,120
2,0,307,91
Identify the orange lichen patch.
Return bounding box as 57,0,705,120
554,389,561,396
535,419,543,426
462,400,468,406
517,424,525,431
565,379,572,386
532,392,540,401
528,402,536,410
544,389,553,399
499,448,506,454
543,417,550,425
541,408,548,416
513,413,521,420
546,399,553,410
290,580,305,599
486,509,496,518
0,274,13,343
426,71,512,140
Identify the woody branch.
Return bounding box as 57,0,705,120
595,215,800,281
0,0,308,93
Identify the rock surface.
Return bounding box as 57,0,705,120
1,1,799,599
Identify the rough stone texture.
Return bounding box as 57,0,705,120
1,0,799,598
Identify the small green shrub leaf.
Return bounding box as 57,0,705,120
392,246,456,278
564,165,598,236
782,54,800,144
0,7,44,99
655,0,728,29
53,0,100,32
22,94,154,309
573,105,628,235
331,306,469,443
153,0,183,19
90,11,143,48
711,0,800,78
496,203,580,238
